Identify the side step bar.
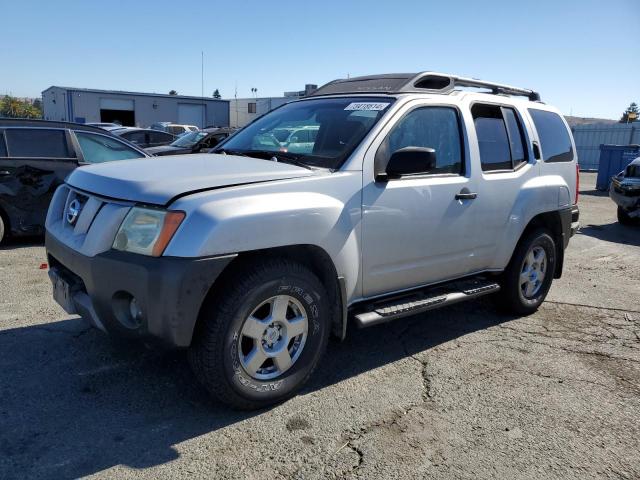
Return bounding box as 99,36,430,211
353,280,500,328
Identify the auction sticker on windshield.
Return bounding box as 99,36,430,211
344,102,389,111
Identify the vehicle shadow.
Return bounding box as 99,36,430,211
579,222,640,246
0,235,44,250
579,188,608,197
0,301,514,479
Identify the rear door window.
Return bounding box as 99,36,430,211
75,132,145,163
472,104,527,171
5,129,73,158
528,109,573,162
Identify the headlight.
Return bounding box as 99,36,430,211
113,207,185,256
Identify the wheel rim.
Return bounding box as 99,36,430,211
520,245,547,299
238,295,308,380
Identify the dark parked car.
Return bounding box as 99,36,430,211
0,119,149,243
145,127,236,156
610,157,640,225
111,127,176,148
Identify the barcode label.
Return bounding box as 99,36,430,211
344,102,389,111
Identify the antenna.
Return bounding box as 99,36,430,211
201,51,204,129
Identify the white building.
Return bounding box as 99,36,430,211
228,84,317,127
42,86,230,128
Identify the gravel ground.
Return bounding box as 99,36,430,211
0,173,638,479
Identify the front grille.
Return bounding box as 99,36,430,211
45,185,133,258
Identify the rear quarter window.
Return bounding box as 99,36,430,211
5,129,73,158
528,109,574,162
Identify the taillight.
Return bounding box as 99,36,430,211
575,163,580,204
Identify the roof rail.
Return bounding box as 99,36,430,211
309,71,541,101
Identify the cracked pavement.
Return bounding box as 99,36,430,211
0,173,639,479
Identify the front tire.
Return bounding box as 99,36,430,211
498,228,556,315
617,206,635,225
189,258,330,410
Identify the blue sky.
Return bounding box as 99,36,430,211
1,0,638,119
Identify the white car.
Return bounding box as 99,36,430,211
149,122,199,136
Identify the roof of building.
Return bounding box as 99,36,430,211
42,86,229,103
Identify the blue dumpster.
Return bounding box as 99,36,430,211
596,144,640,190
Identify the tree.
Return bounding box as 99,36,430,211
0,95,42,119
169,90,177,95
619,102,639,123
212,89,221,99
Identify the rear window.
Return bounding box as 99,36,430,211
5,129,73,158
528,109,573,162
75,132,145,163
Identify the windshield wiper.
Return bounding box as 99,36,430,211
242,150,315,170
214,148,250,157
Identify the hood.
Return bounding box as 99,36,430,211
145,145,189,156
66,154,316,205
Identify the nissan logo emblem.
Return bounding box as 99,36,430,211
66,199,82,225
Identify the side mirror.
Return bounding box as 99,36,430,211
381,147,436,180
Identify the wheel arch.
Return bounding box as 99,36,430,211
191,244,347,346
512,210,565,279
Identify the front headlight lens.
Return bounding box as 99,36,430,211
113,207,185,256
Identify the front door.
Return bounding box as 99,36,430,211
362,104,479,298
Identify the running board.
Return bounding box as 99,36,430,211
353,280,500,328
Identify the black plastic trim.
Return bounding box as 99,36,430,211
45,233,236,347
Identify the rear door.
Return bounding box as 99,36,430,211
465,101,538,271
0,128,77,234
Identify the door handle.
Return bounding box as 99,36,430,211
0,170,11,177
455,189,477,200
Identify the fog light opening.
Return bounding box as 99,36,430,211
112,291,144,330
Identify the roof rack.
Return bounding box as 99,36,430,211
309,71,541,102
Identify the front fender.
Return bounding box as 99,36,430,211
166,172,364,301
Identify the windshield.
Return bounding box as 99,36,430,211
171,131,207,147
215,97,394,169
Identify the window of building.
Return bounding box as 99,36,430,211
248,102,257,114
472,104,527,171
75,132,145,163
528,109,573,162
384,106,463,175
5,129,73,158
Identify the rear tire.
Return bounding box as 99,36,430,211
617,206,634,225
188,258,330,410
497,228,556,315
0,214,5,245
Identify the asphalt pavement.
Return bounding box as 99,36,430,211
0,173,638,479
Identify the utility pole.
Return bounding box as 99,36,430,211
201,51,205,128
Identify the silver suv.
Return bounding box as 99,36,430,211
45,72,580,409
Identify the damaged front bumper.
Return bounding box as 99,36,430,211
45,233,236,347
